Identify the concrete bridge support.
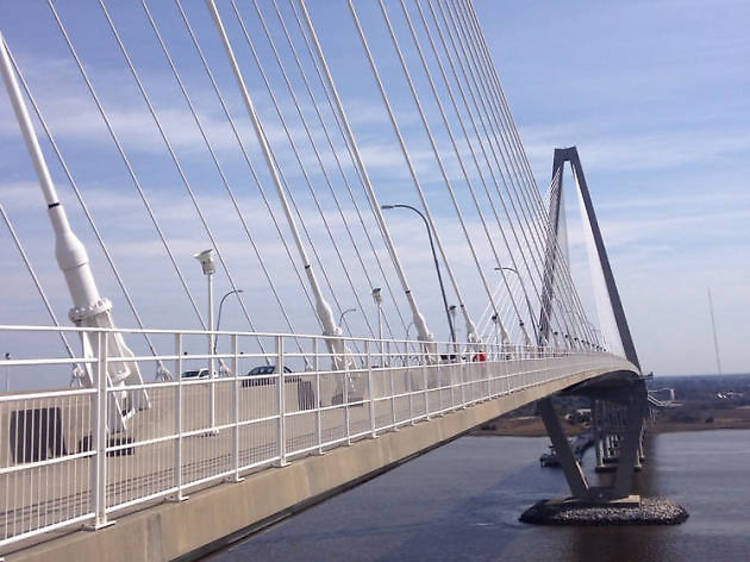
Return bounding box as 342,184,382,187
534,146,648,503
592,397,647,474
539,375,648,503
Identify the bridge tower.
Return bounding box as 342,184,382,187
536,147,647,503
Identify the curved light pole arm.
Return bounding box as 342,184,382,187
214,288,243,353
384,204,456,343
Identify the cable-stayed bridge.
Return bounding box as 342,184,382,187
0,1,646,559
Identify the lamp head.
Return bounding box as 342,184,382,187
371,287,382,304
381,204,395,210
194,248,216,276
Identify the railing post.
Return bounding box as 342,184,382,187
90,331,112,529
314,338,323,454
344,337,351,445
482,356,492,400
449,358,455,409
460,356,466,407
172,333,187,501
276,335,287,467
408,343,414,424
232,333,242,481
437,357,443,416
367,341,376,438
422,347,429,419
390,362,397,429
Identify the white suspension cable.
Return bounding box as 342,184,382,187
0,203,83,384
297,0,434,347
289,0,425,343
142,0,306,358
454,0,596,346
245,0,381,340
461,0,600,346
98,0,267,356
395,0,530,343
454,0,595,346
436,0,584,346
298,0,435,346
207,0,352,370
421,0,557,341
377,0,510,345
410,0,540,341
174,0,321,336
348,0,479,344
46,0,205,331
226,0,368,346
270,0,409,339
6,43,170,378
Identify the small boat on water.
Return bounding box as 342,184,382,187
540,444,560,467
540,431,594,467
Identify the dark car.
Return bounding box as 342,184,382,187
241,365,295,387
241,366,315,410
181,368,212,379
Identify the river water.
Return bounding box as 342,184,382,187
209,429,750,561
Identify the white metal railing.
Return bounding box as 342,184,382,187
0,324,634,550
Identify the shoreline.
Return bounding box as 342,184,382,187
470,415,750,438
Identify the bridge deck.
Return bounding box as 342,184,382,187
0,352,634,558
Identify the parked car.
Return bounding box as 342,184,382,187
181,368,213,379
241,365,296,387
241,366,316,410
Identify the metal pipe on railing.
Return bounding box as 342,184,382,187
276,335,287,467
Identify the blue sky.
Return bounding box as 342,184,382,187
0,0,747,377
475,0,750,375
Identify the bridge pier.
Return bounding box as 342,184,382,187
520,374,687,525
537,377,646,504
592,398,646,473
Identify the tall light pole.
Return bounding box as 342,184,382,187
382,204,455,343
215,289,244,353
338,307,357,327
449,305,457,356
4,352,9,392
194,249,216,431
372,288,383,365
491,314,500,358
494,266,536,344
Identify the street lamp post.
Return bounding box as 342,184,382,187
4,352,9,392
215,289,244,353
338,307,357,328
194,249,217,432
490,314,500,358
382,204,455,343
372,288,383,365
494,266,536,344
449,305,457,356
